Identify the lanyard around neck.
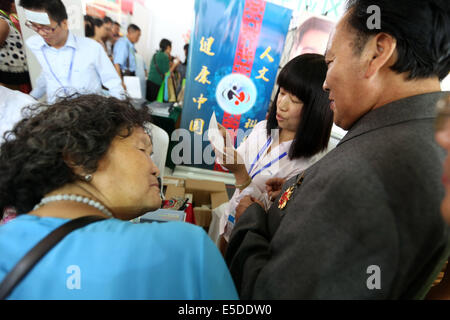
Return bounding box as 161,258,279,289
248,136,288,179
248,137,272,174
41,37,76,95
250,151,288,179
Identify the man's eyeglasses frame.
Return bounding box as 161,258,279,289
25,20,60,35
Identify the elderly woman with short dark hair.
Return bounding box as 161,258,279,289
0,94,238,300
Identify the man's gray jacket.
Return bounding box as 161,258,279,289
226,92,450,299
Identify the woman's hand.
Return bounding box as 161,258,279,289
220,147,246,174
214,124,246,174
265,177,286,200
235,195,265,223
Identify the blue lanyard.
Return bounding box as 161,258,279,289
248,136,288,179
248,137,272,174
250,151,288,179
41,40,76,95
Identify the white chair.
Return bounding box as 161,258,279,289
145,123,169,188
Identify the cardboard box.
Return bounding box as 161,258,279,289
163,176,185,187
163,177,229,228
193,207,212,227
165,185,185,199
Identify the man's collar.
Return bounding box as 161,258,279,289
338,91,449,146
125,36,135,48
64,32,77,49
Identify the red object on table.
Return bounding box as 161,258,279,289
184,203,196,225
161,200,196,225
1,207,17,225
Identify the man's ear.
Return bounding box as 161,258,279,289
364,32,397,79
60,19,69,30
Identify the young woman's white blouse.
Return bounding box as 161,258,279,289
219,120,324,241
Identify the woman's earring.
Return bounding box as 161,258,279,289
84,174,92,182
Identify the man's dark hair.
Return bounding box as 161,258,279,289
127,23,140,33
0,0,14,13
266,54,333,159
85,16,103,37
113,21,120,27
0,94,152,217
345,0,450,80
91,17,104,28
19,0,68,24
159,38,171,52
84,15,94,37
103,16,113,25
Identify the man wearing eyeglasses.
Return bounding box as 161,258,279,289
19,0,124,103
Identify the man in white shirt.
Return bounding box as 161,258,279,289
19,0,124,103
0,85,35,140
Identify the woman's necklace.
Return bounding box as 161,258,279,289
278,171,305,210
33,194,113,218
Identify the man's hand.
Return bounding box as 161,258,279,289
114,63,122,78
265,177,286,200
236,195,264,223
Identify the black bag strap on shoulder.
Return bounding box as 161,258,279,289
0,215,105,300
152,52,165,80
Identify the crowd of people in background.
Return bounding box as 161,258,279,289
84,15,189,102
0,0,189,104
82,13,187,102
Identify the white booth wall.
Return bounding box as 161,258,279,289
142,0,194,66
95,0,195,72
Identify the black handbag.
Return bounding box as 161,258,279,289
0,215,105,300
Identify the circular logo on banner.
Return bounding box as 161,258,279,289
215,74,257,115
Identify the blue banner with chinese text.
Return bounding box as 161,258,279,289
179,0,292,170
